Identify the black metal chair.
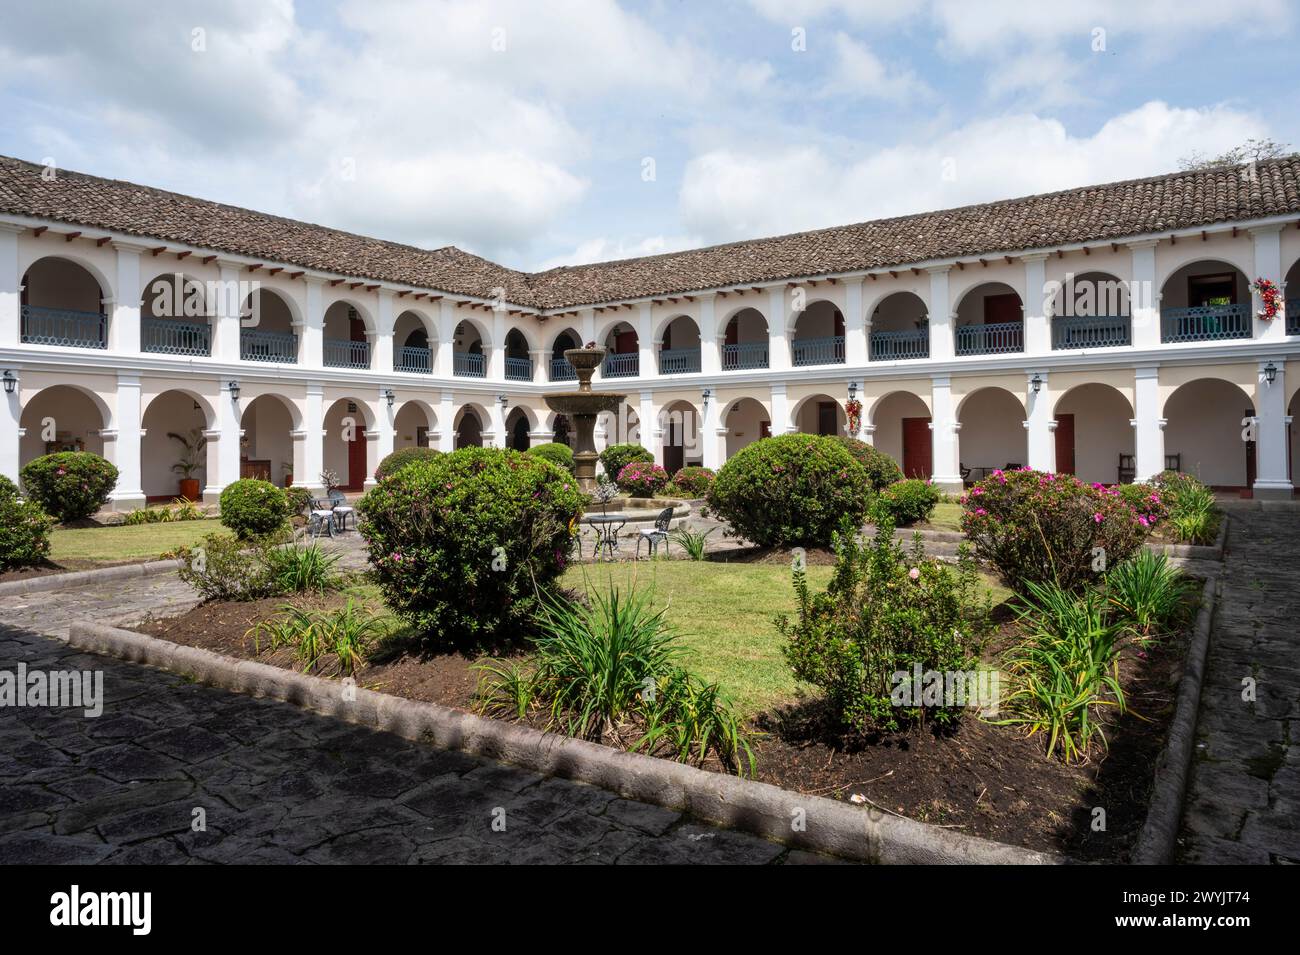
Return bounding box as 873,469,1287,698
1118,454,1136,485
636,507,674,560
1165,453,1181,473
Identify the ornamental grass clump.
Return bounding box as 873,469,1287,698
1152,470,1221,545
960,468,1153,595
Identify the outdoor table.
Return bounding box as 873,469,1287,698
583,513,628,561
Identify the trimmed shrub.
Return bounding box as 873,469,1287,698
375,446,441,481
874,478,940,526
284,485,313,517
960,468,1152,595
526,442,575,473
175,533,275,601
219,479,290,540
832,437,904,492
0,491,56,571
20,451,118,523
357,447,586,644
668,465,715,497
0,474,19,500
706,433,872,547
599,443,652,481
617,461,669,497
1117,482,1169,528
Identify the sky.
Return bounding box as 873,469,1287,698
0,0,1297,272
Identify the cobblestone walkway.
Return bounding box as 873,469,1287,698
0,551,814,864
1179,503,1300,864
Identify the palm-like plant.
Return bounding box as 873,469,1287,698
168,428,207,479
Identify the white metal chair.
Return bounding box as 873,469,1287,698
636,507,674,560
327,489,355,533
308,500,336,538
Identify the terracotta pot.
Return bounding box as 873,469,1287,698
178,478,200,502
284,474,293,487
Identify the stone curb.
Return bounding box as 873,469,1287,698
1149,515,1228,561
66,620,1062,865
0,558,183,598
1130,574,1219,865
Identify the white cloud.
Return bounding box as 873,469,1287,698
532,234,703,272
820,32,929,100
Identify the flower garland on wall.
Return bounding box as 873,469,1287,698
845,398,862,435
1251,277,1282,320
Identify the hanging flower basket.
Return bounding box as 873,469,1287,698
1252,277,1282,320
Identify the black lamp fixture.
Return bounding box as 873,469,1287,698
701,387,712,409
383,389,395,408
2,370,15,395
1264,362,1278,386
848,381,857,401
226,379,240,401
497,393,508,406
1030,373,1043,394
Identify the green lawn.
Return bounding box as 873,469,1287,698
925,500,964,531
49,519,227,563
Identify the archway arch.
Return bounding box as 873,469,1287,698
954,282,1023,356
394,308,436,373
957,387,1026,479
453,319,489,378
869,291,929,361
600,320,640,378
549,326,581,381
660,399,701,473
241,288,300,363
141,272,212,356
870,390,931,478
504,328,533,381
20,256,108,349
19,384,110,470
238,393,299,487
1159,259,1252,343
1163,378,1255,488
506,405,535,451
323,300,373,369
142,389,211,499
792,392,845,437
658,314,701,375
791,299,845,366
1049,270,1131,349
724,396,770,459
393,399,437,451
455,404,487,448
1052,383,1133,484
721,306,769,369
323,397,376,491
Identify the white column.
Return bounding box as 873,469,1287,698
0,224,22,346
0,368,20,482
1128,240,1160,350
488,311,506,380
436,302,456,378
110,243,143,356
637,303,654,379
927,267,954,361
488,396,506,449
702,393,724,470
767,287,790,371
770,382,791,435
530,348,548,383
1131,365,1164,481
300,384,325,493
698,294,720,374
1252,225,1285,342
639,390,659,461
438,390,455,451
844,278,867,365
214,260,245,363
374,387,395,481
109,373,144,508
579,308,595,346
204,379,242,501
1024,370,1055,472
1022,255,1050,355
374,290,395,373
930,374,962,492
299,276,323,368
859,424,876,447
1253,358,1292,498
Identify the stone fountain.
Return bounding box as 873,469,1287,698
544,346,624,494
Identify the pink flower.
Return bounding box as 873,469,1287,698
908,567,920,580
1093,512,1104,523
971,486,984,496
975,507,987,516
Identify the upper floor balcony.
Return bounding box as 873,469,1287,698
323,338,371,369
955,321,1023,356
1160,303,1251,343
21,304,107,350
241,328,298,363
869,328,928,361
659,347,701,375
1051,315,1131,350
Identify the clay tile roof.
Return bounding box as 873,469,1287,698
2,153,1298,312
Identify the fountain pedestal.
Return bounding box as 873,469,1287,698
544,347,625,494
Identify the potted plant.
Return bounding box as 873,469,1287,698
281,461,294,487
168,429,207,501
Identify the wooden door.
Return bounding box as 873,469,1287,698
1054,413,1076,475
759,420,771,439
664,418,684,473
349,313,366,342
615,330,637,354
817,401,837,436
902,417,932,479
984,293,1021,325
1245,407,1257,490
347,425,367,490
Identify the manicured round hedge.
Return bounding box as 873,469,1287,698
20,451,118,523
832,437,904,492
599,443,651,481
669,465,715,497
0,479,55,570
357,447,586,644
706,434,873,547
219,479,290,539
375,446,441,481
526,442,575,473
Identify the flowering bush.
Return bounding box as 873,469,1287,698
20,451,118,523
831,436,904,492
375,446,441,481
357,447,585,645
1117,482,1169,528
667,465,715,497
219,479,290,540
617,461,669,497
960,468,1152,594
599,443,652,481
706,434,872,547
0,479,55,570
874,478,940,526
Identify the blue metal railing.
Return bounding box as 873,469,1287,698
1161,304,1251,343
20,304,106,349
1051,315,1131,350
659,347,701,374
395,345,431,373
550,356,577,381
602,352,639,378
955,321,1023,356
454,351,486,377
505,356,534,381
240,329,298,363
791,335,845,367
324,338,371,369
721,341,768,370
869,328,929,361
1287,299,1299,336
141,317,210,356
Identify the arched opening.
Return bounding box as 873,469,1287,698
660,400,701,473
323,398,374,491
791,300,845,366
323,301,372,370
1050,271,1131,350
872,390,931,478
141,272,212,356
551,413,572,447
394,310,434,373
240,289,299,363
506,406,533,451
19,385,108,471
1160,260,1251,343
1164,378,1255,489
142,390,211,500
393,401,435,451
722,307,769,370
505,328,533,381
1053,383,1133,485
453,320,487,378
602,321,639,378
20,257,107,349
1285,258,1300,336
957,387,1026,482
869,292,929,361
239,394,296,487
550,328,580,381
794,393,846,438
724,397,770,459
659,315,701,375
954,282,1023,356
455,406,485,448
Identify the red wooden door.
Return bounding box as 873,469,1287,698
984,293,1021,325
902,417,932,479
615,330,637,354
349,314,366,342
347,425,366,490
1054,413,1076,475
817,401,837,436
1245,407,1257,491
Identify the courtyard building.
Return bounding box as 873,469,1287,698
2,154,1300,506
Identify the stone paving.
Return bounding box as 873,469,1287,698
1178,502,1300,864
0,543,819,864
